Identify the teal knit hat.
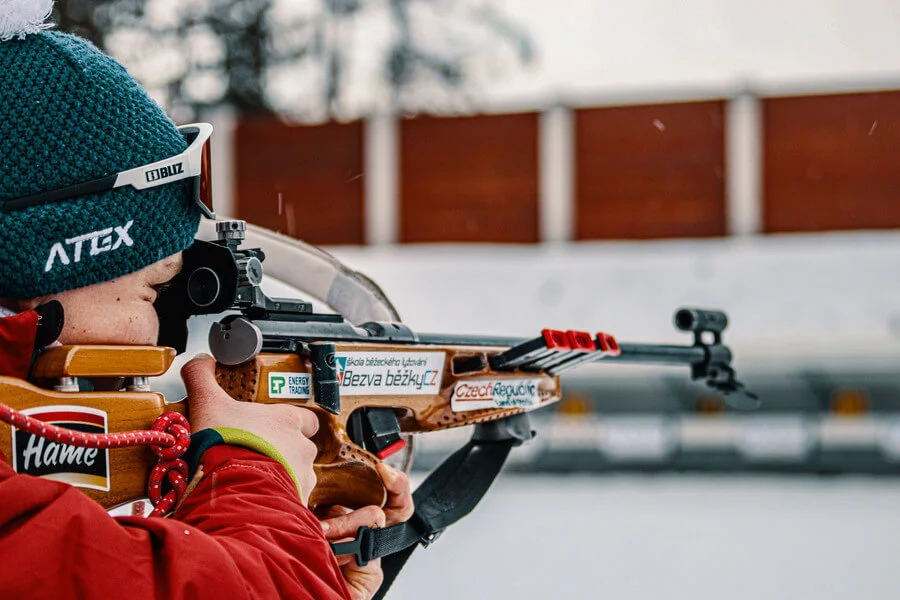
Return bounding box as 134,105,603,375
0,27,202,299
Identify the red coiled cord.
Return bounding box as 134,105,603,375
0,402,190,517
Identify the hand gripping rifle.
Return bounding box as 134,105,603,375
0,220,756,595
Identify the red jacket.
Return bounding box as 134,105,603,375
0,310,351,600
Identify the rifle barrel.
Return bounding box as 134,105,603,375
415,332,525,347
255,319,722,370
418,336,720,370
609,343,714,366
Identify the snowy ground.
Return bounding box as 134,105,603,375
388,474,900,600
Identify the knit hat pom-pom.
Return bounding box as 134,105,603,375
0,0,54,42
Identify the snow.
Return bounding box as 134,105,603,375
388,474,900,600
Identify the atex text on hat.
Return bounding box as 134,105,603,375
44,221,134,272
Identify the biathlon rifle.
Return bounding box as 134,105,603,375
0,219,757,583
155,220,757,571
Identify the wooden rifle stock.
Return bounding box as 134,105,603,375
0,343,561,513
215,345,560,510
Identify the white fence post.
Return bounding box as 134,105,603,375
539,105,575,243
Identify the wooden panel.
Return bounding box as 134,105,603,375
400,114,539,243
763,91,900,233
235,118,364,245
575,101,726,240
0,376,183,511
32,346,175,378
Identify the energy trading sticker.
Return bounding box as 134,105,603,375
268,372,313,399
335,352,445,396
10,405,110,492
451,379,544,412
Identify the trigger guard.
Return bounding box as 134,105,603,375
382,434,415,475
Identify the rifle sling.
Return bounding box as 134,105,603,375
331,414,531,600
378,438,515,599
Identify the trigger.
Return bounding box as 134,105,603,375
348,407,406,460
376,438,407,460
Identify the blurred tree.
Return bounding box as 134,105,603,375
52,0,533,120
53,0,107,46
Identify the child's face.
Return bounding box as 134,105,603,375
23,253,183,346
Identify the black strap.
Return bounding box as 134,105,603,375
330,413,534,600
374,438,516,599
